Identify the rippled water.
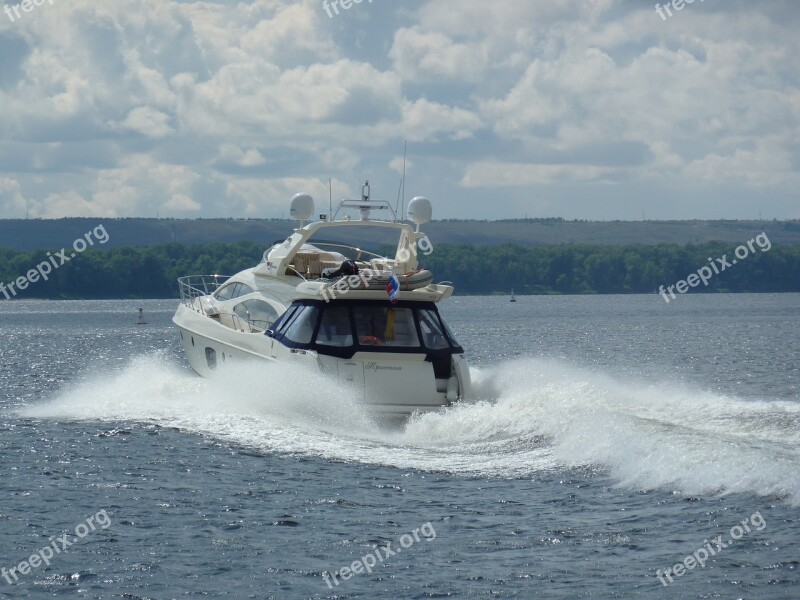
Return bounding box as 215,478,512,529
1,294,798,598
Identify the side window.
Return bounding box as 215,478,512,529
439,314,462,348
316,307,353,348
275,305,301,334
216,282,254,301
418,309,449,350
266,306,294,336
233,302,249,321
215,284,236,301
283,306,320,345
234,299,279,330
248,300,278,328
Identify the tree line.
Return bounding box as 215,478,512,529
0,241,798,299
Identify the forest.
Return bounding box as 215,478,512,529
0,241,798,299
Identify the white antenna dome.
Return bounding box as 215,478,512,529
290,193,314,222
407,196,432,226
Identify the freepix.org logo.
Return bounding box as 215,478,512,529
0,224,110,300
322,0,372,19
658,232,771,303
3,0,56,23
322,521,436,589
655,0,706,21
656,511,766,586
2,510,111,585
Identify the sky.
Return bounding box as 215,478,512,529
0,0,798,221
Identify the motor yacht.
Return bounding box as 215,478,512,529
172,184,471,419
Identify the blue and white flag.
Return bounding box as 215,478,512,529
387,270,400,303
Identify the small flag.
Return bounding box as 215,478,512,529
387,270,400,303
385,308,395,340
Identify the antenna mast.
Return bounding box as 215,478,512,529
401,140,407,221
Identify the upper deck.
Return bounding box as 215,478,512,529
254,195,433,281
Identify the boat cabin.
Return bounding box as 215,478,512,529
267,299,463,379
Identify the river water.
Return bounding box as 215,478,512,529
1,294,798,598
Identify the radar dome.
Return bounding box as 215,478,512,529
407,196,432,226
290,193,314,221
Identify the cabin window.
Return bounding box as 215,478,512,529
316,307,354,348
418,309,450,350
354,307,420,348
215,284,236,301
233,299,279,331
205,347,217,370
274,305,301,335
438,314,462,349
270,300,463,357
267,305,299,337
283,306,320,345
215,282,254,301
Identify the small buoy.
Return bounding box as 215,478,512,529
136,307,147,325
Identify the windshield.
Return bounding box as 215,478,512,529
269,300,463,355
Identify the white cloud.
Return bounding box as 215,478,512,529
461,162,617,188
218,144,267,167
0,0,797,221
389,156,412,175
390,27,488,82
118,107,175,138
224,176,350,218
401,98,481,142
0,177,28,218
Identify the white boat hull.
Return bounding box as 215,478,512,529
173,303,469,419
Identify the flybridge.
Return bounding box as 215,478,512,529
256,186,440,305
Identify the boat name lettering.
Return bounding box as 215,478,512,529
365,362,402,371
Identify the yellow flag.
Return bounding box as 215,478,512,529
385,308,395,340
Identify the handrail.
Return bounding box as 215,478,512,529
177,275,231,305
230,312,248,333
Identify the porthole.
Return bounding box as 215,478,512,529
205,347,217,370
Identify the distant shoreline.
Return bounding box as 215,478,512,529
1,217,800,251
2,238,799,299
2,291,799,302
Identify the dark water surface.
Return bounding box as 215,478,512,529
1,294,798,599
